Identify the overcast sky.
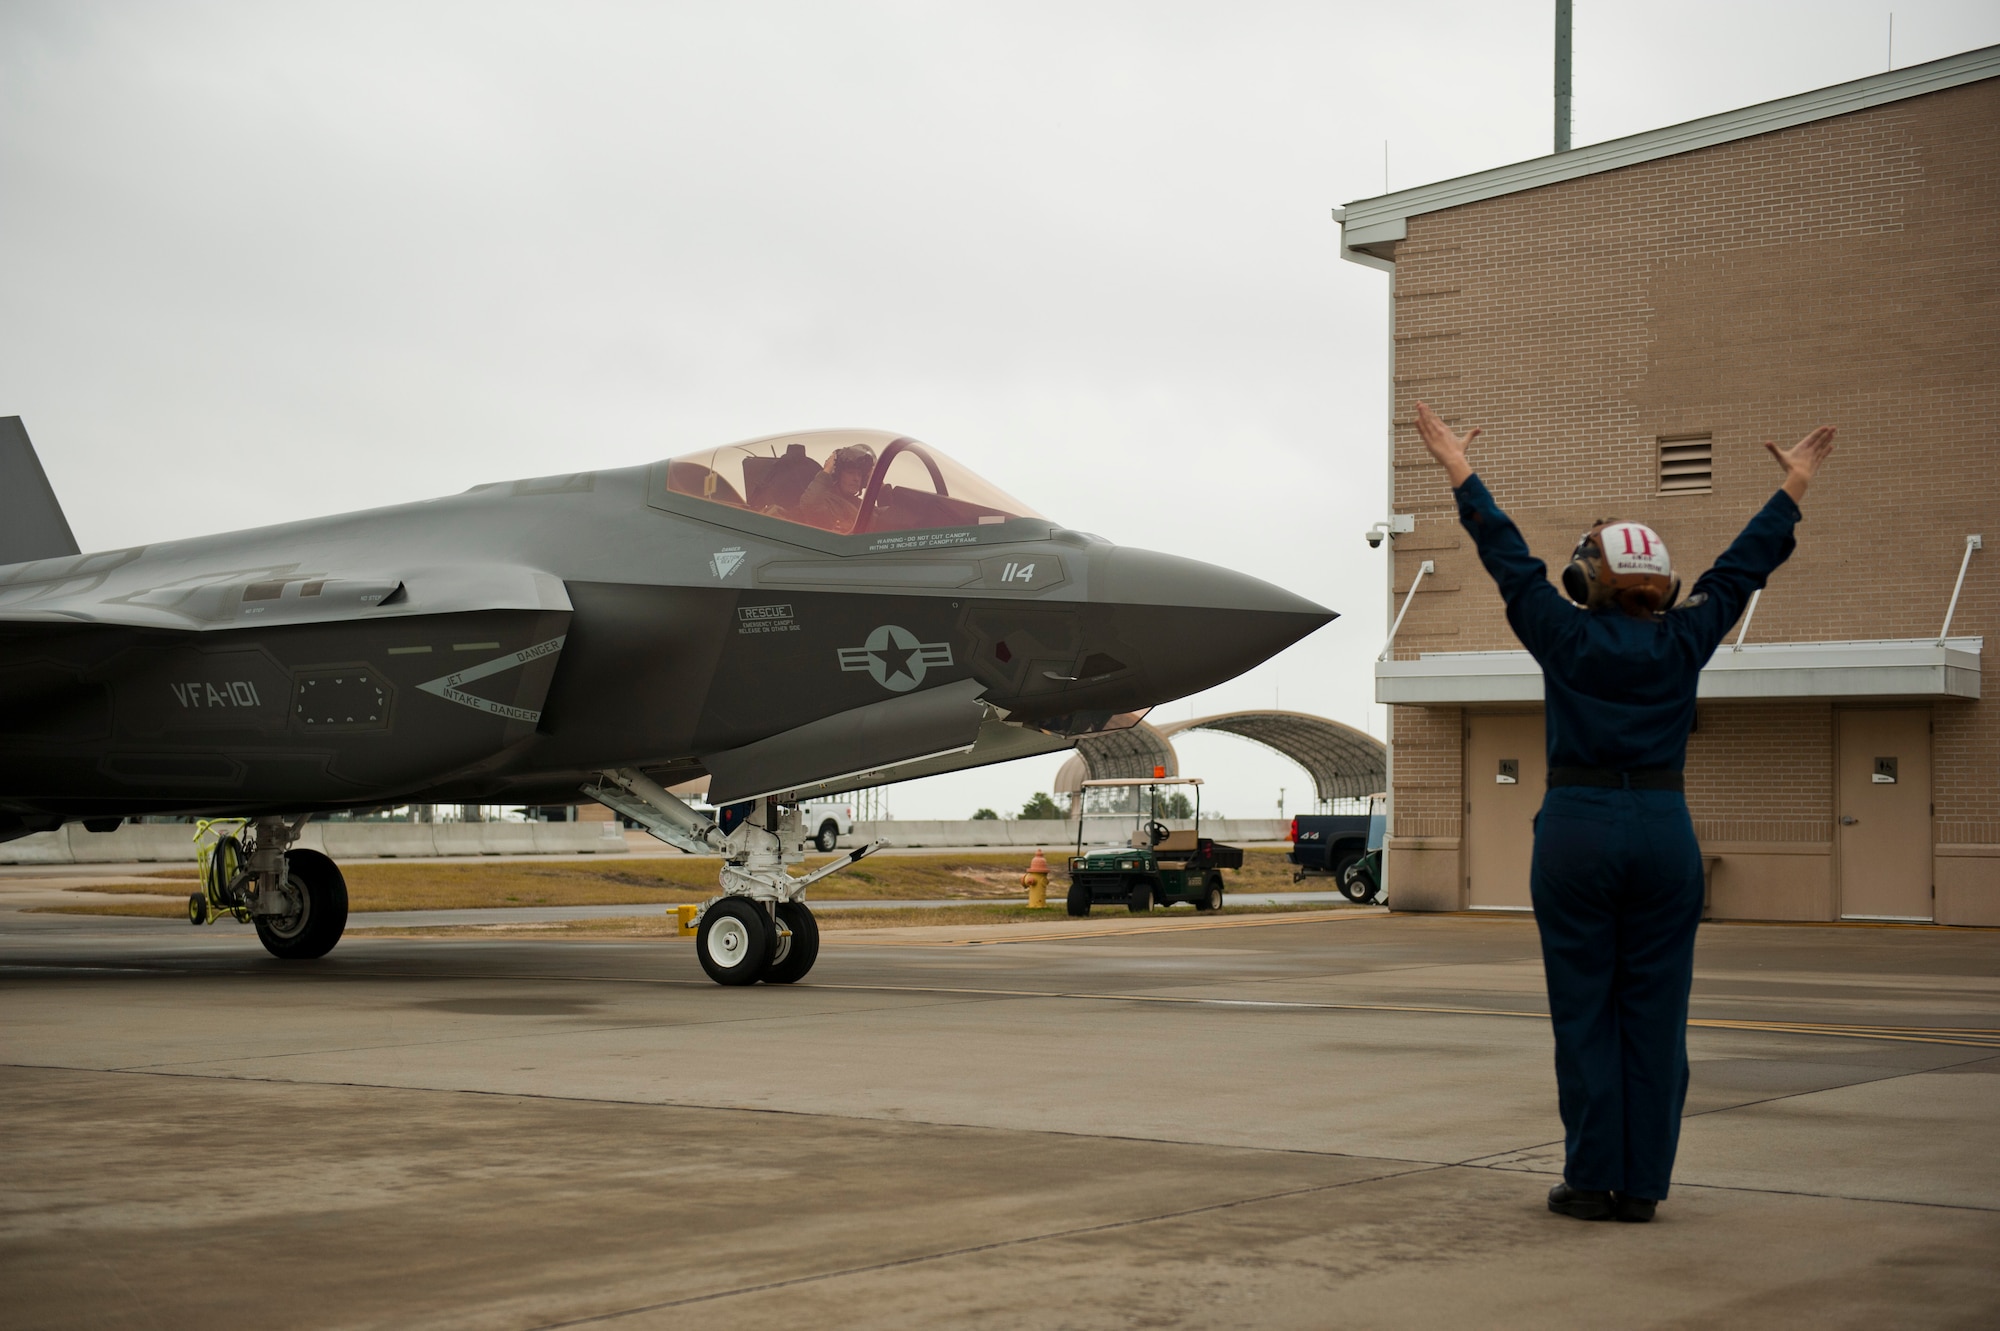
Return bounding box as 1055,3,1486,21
5,1,1996,820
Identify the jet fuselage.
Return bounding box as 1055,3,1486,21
0,434,1334,833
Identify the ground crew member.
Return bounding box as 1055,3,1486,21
1412,402,1837,1224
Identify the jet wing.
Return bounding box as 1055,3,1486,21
743,712,1077,805
701,678,1075,805
0,558,572,630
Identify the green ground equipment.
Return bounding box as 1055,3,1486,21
1065,777,1242,915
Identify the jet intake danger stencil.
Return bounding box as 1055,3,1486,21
839,625,953,693
416,636,566,722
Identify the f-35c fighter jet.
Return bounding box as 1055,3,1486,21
0,418,1334,983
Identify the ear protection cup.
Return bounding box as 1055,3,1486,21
1562,530,1609,608
1561,561,1593,605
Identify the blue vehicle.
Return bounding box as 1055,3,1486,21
1289,794,1387,903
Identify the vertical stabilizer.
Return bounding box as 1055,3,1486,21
0,417,80,566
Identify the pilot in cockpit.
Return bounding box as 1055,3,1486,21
788,443,877,533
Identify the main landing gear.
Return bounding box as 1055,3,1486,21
695,897,822,986
582,768,876,987
188,816,349,960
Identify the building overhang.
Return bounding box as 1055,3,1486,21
1337,43,2000,271
1377,638,1983,707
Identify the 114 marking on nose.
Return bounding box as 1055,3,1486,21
998,562,1037,584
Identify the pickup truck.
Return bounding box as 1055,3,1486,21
699,800,856,852
1288,794,1387,902
799,800,856,852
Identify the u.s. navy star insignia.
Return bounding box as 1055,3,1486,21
837,625,953,693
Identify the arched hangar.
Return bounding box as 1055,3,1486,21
1054,710,1386,812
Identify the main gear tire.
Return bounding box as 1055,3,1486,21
762,902,821,984
698,897,773,986
254,849,348,960
1066,883,1091,917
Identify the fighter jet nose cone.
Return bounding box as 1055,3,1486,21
1082,545,1336,706
1095,545,1335,622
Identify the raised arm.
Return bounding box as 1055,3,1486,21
1414,400,1478,488
1414,402,1575,660
1768,426,1836,503
1678,426,1836,655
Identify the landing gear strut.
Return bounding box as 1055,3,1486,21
582,768,878,987
189,816,349,960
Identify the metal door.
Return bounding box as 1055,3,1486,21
1837,709,1932,921
1466,712,1546,909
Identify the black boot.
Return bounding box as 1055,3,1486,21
1547,1182,1616,1220
1613,1194,1658,1223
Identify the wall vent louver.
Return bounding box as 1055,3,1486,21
1659,435,1713,494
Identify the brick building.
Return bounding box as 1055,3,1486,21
1337,46,1997,925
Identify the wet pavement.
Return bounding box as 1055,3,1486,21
3,897,1996,1328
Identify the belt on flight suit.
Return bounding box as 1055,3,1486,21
1547,767,1684,792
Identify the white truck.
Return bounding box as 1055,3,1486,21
688,798,856,852
799,800,856,852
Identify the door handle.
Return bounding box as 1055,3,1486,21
1840,816,1859,826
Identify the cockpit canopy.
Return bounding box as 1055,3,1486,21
664,429,1044,537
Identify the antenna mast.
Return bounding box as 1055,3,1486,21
1554,0,1573,152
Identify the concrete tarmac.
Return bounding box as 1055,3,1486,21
4,901,1997,1329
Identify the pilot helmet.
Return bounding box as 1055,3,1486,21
829,443,876,479
1561,520,1680,617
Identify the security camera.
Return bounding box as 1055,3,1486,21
1364,515,1415,548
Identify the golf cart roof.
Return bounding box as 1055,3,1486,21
1078,777,1203,788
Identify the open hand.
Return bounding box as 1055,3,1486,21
1765,426,1836,502
1413,402,1481,487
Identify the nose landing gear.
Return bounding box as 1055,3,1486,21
583,768,876,987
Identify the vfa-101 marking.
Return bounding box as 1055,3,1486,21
171,679,266,709
0,420,1334,984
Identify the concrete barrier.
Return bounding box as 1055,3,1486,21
851,819,1289,849
2,816,1286,863
0,820,629,865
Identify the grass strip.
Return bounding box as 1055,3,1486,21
353,900,1356,937
49,846,1319,915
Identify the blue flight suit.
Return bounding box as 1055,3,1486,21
1453,473,1802,1199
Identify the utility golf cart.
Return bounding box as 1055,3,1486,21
1335,793,1388,904
1065,777,1243,915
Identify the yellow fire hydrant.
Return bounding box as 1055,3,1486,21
1021,848,1050,909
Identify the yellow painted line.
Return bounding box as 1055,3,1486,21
810,981,2000,1049
1430,912,1998,933
1688,1018,2000,1048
